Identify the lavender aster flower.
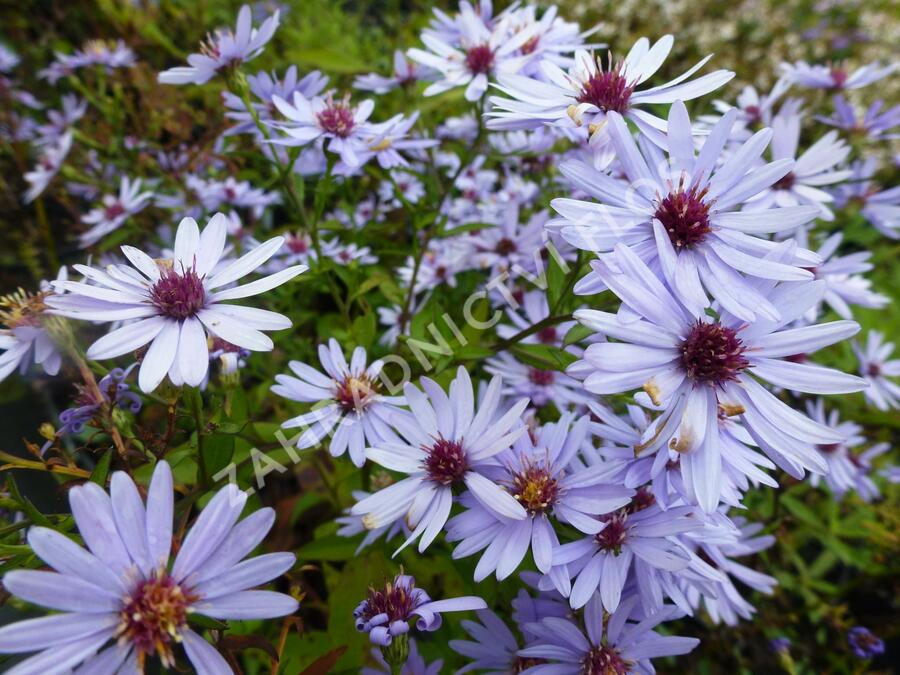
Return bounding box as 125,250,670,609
549,490,699,610
46,213,305,392
553,101,821,322
0,461,297,673
745,107,852,221
159,5,280,85
446,414,634,580
407,1,541,102
354,50,435,94
352,366,530,553
0,282,63,383
223,65,328,136
794,231,887,322
779,60,897,91
488,36,734,154
449,608,524,673
518,594,699,673
854,331,900,411
272,338,407,467
79,176,154,247
848,627,885,659
570,244,866,512
817,96,900,140
269,90,376,167
23,131,72,203
833,159,900,239
354,572,485,646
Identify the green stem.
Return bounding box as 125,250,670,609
188,387,208,488
34,198,60,273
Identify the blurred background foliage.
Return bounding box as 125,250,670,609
0,1,898,673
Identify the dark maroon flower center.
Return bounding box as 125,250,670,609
118,572,195,666
866,362,881,377
829,68,848,89
536,326,558,344
423,436,468,485
681,320,749,386
577,61,634,113
528,369,555,386
817,442,842,454
465,44,495,75
595,513,628,554
334,374,378,413
744,104,762,125
511,463,560,515
286,235,309,254
224,186,237,201
628,486,656,513
495,237,517,255
583,646,628,675
358,579,417,624
654,183,713,251
317,102,356,138
149,266,206,320
104,202,126,220
772,172,796,191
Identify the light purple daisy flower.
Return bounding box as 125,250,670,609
798,230,887,321
487,35,734,154
158,4,280,86
449,608,523,674
272,338,407,467
23,130,72,203
352,366,530,553
570,244,866,512
833,159,900,239
354,50,436,94
553,101,821,322
517,594,699,674
337,490,411,554
0,461,297,673
353,572,485,646
745,106,852,222
848,626,886,660
407,1,541,102
446,413,634,580
269,90,376,168
79,176,155,247
0,278,64,383
778,60,897,91
806,399,891,502
680,515,776,626
817,96,900,141
853,330,900,411
547,489,699,611
485,352,592,410
223,65,329,136
46,213,305,393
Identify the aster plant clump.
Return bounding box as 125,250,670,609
0,1,897,674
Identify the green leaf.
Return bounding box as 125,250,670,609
779,494,823,529
563,323,594,346
201,433,235,484
296,534,360,562
510,343,578,371
89,450,114,486
546,252,568,310
6,475,52,527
